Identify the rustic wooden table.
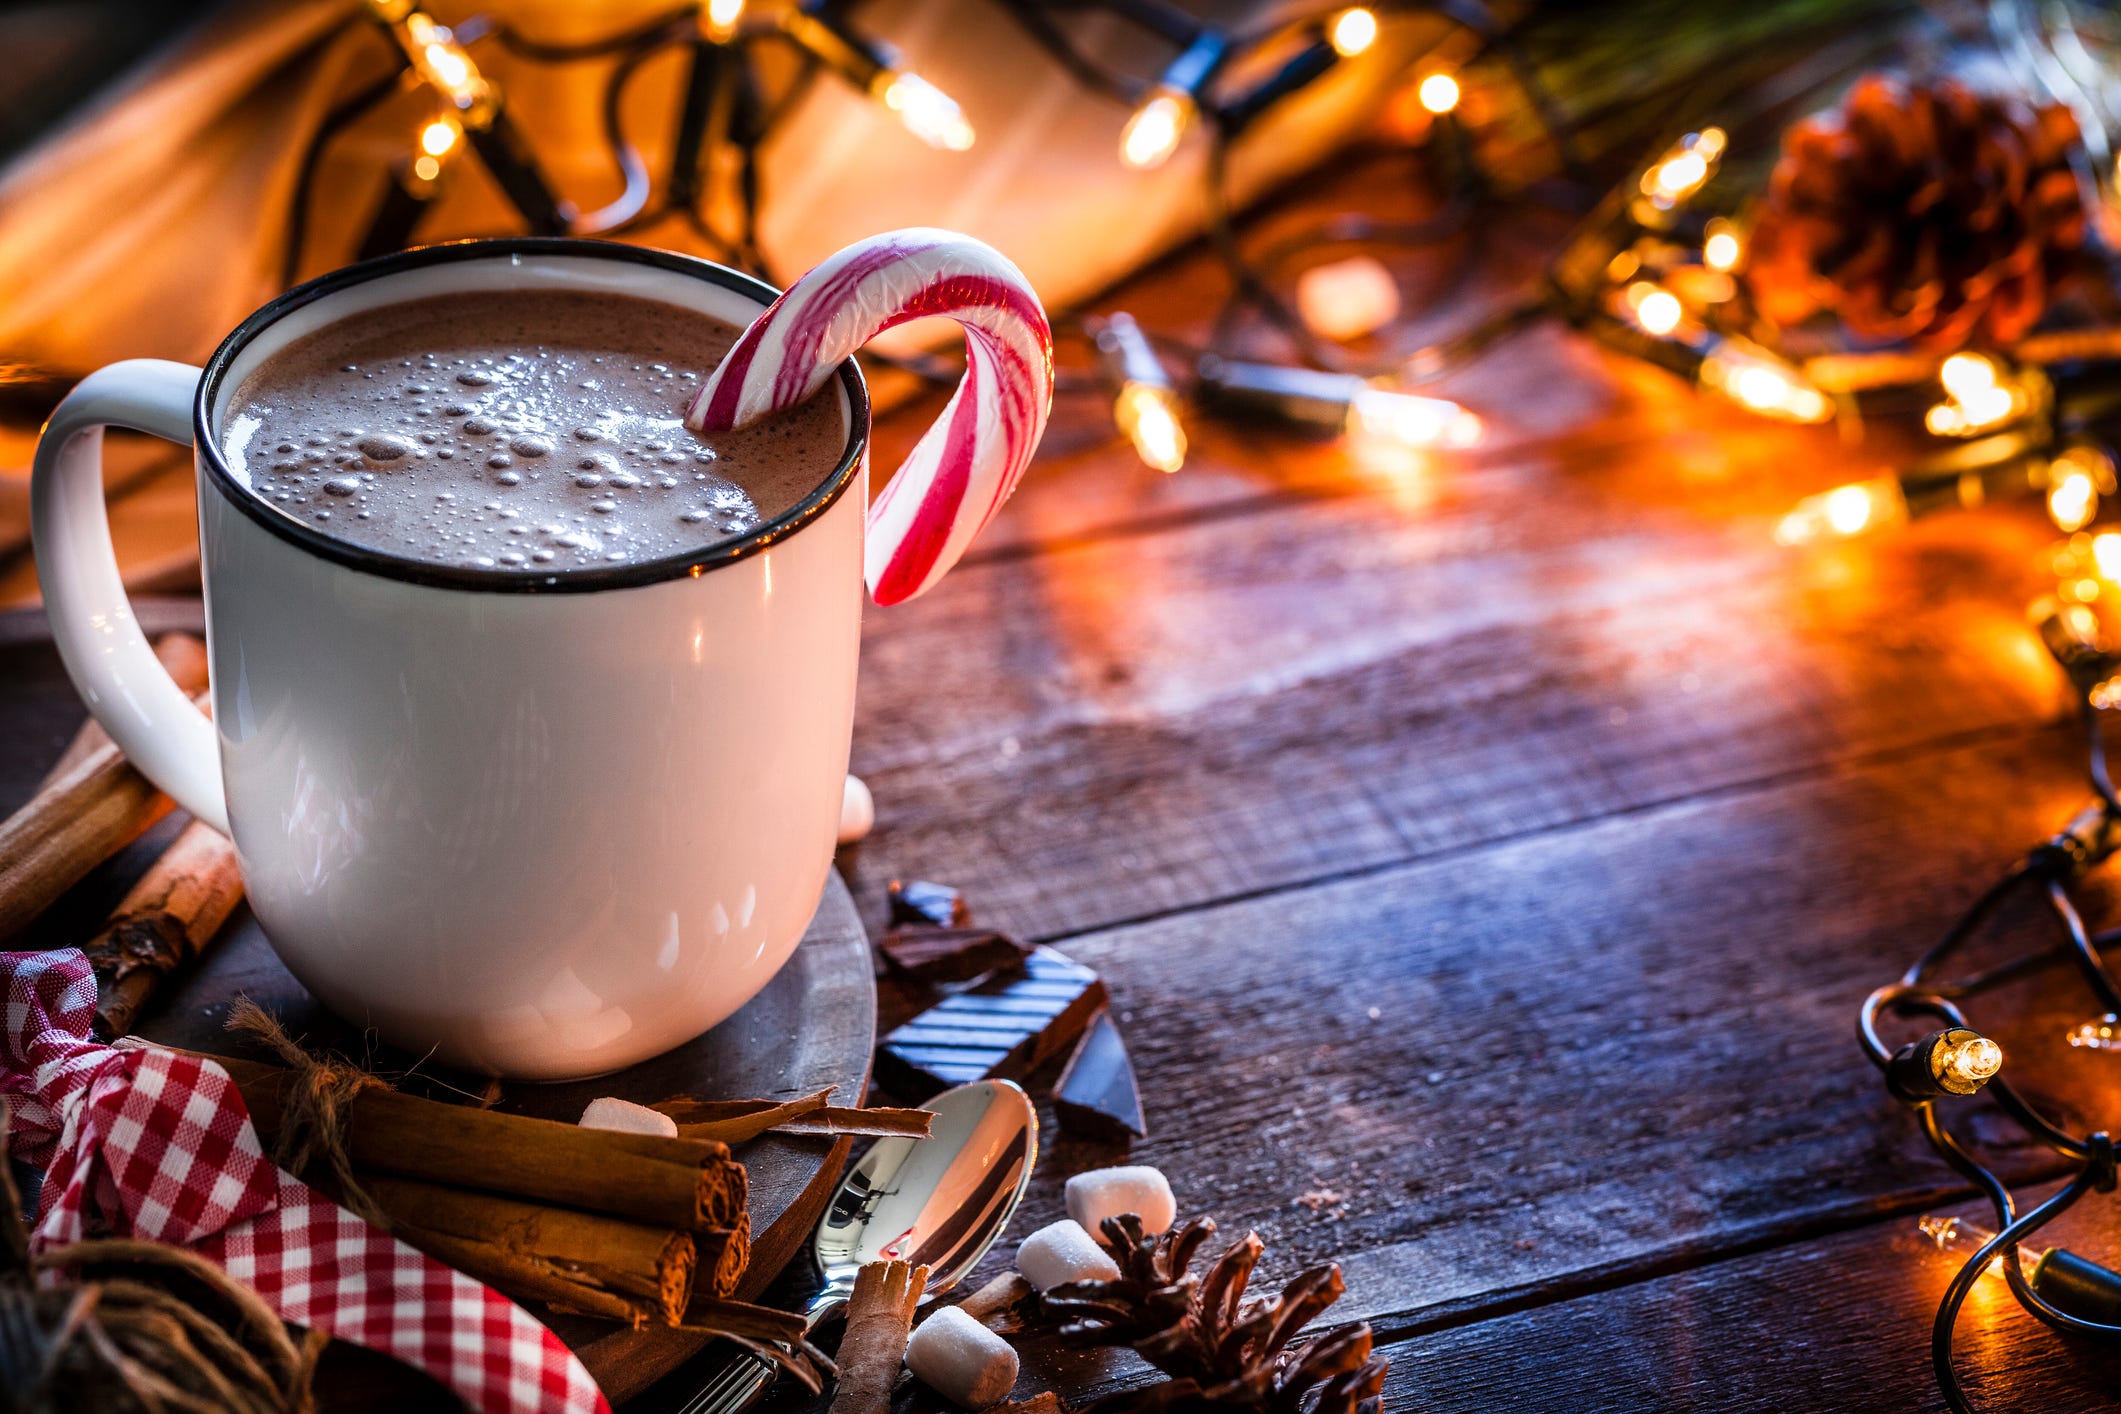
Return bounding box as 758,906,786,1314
8,149,2121,1413
688,159,2121,1413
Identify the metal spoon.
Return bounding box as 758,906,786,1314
678,1078,1039,1414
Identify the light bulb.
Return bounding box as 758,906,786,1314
879,72,974,151
419,116,460,158
1940,352,1999,401
1348,387,1481,449
1938,1034,2003,1089
1702,221,1741,272
2051,469,2099,533
1328,7,1378,57
1638,127,1724,209
1700,341,1831,423
1122,91,1191,169
703,0,745,43
1115,382,1187,473
2068,1013,2121,1050
1631,286,1682,336
1417,72,1460,114
1919,1215,2047,1278
1775,477,1907,545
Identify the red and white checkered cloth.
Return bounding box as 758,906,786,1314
0,948,609,1413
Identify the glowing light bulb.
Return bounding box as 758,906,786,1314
1122,91,1191,169
1919,1215,2047,1279
1940,352,1999,401
1938,1034,2003,1089
1328,7,1378,57
879,72,974,151
1630,286,1682,336
1115,382,1187,472
1701,341,1831,423
1775,477,1906,545
1926,353,2036,437
1348,387,1481,449
2095,534,2121,582
1638,128,1724,209
1702,220,1741,272
703,0,745,42
1417,72,1460,115
419,116,460,158
2051,469,2099,532
2068,1013,2121,1050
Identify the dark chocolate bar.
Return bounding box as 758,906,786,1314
877,925,1034,984
1053,1008,1147,1142
873,947,1105,1100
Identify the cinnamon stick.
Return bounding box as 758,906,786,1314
86,819,243,1039
210,1053,746,1233
400,1226,663,1326
655,1091,935,1143
0,688,211,941
37,635,210,789
957,1272,1033,1329
365,1175,698,1324
830,1260,928,1414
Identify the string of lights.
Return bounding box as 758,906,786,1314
282,0,1577,478
1857,687,2121,1411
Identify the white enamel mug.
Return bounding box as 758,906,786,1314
31,240,870,1079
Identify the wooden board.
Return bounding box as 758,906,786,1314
0,603,874,1407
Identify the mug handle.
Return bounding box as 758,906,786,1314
30,359,228,835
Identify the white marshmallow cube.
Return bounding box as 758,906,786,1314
905,1304,1019,1407
578,1097,679,1138
1065,1165,1176,1237
1015,1219,1119,1292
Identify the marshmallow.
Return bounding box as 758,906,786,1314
578,1097,679,1138
906,1305,1019,1407
839,773,875,843
1065,1165,1176,1237
1014,1219,1119,1292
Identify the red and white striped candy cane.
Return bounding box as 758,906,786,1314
685,229,1052,606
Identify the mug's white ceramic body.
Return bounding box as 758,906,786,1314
32,241,870,1079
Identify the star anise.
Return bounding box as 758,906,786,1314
1043,1216,1388,1414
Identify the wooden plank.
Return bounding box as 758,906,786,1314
900,726,2121,1341
842,448,2063,943
1360,1204,2121,1413
975,1198,2121,1414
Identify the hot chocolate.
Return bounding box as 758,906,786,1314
220,288,844,573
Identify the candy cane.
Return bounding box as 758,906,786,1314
686,229,1052,606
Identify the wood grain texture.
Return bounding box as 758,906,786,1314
867,729,2121,1398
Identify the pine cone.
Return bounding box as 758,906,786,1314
1744,73,2087,351
1045,1216,1388,1414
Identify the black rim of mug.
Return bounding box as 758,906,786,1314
193,237,870,594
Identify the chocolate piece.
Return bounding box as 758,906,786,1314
1053,1009,1147,1142
888,879,972,928
874,947,1106,1100
878,925,1034,984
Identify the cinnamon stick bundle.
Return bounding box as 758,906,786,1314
86,819,243,1039
364,1175,698,1325
212,1054,746,1233
655,1090,934,1143
830,1260,928,1414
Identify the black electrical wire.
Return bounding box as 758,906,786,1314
1859,690,2121,1414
